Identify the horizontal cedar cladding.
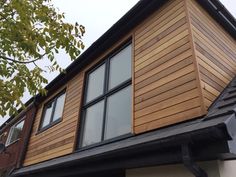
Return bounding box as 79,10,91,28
133,0,204,134
187,0,236,110
23,77,83,166
23,0,236,165
23,33,133,166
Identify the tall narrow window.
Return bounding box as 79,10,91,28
80,42,132,148
6,119,25,146
39,91,66,131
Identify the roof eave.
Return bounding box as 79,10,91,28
3,0,236,129
197,0,236,39
11,114,235,177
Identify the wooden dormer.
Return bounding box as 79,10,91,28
133,0,236,133
22,0,236,166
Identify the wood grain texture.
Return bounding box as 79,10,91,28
187,0,236,110
23,73,83,166
23,33,133,166
23,0,236,165
133,0,204,134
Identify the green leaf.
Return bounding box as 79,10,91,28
0,0,85,117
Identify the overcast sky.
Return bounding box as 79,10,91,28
0,0,236,125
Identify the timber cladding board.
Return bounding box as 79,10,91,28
23,73,83,166
133,0,205,134
187,0,236,110
23,32,133,166
22,0,236,165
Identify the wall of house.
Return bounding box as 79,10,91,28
126,161,220,177
23,74,83,166
0,105,36,171
218,160,236,177
133,0,204,134
22,0,236,166
187,0,236,110
23,33,133,166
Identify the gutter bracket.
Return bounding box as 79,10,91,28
181,144,208,177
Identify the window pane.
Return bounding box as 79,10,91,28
8,120,25,144
86,64,105,103
53,93,66,121
104,86,131,140
41,102,54,128
82,100,104,147
109,44,131,89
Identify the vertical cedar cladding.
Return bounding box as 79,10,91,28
23,74,84,166
187,0,236,110
133,0,204,134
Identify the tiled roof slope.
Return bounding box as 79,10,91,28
205,76,236,120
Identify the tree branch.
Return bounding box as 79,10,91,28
0,55,43,64
33,61,46,72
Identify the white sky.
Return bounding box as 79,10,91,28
0,0,236,125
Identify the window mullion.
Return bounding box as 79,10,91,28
101,59,110,141
50,99,57,124
101,97,107,141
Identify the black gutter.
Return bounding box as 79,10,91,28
11,114,234,177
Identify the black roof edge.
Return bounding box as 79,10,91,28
32,0,236,104
41,0,236,99
11,115,233,177
0,99,35,132
40,0,167,97
1,0,167,129
2,0,236,134
197,0,236,39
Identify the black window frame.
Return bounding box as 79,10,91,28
78,41,133,149
38,89,66,133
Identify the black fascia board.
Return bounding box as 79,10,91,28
37,0,167,103
3,0,236,130
37,0,236,104
197,0,236,39
11,114,236,177
0,100,35,133
0,0,167,131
